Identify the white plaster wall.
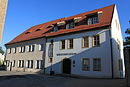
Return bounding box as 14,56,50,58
5,38,46,72
0,53,5,61
45,29,112,78
111,5,125,78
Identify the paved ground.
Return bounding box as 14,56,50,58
0,71,127,87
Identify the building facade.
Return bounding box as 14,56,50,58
0,0,8,43
5,4,125,78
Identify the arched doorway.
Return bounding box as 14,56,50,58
62,59,71,74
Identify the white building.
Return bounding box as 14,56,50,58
5,4,125,78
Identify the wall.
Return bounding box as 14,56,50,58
45,29,113,78
5,38,46,72
110,5,125,78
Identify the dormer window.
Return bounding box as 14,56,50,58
25,32,30,34
54,26,58,32
35,29,41,31
66,21,75,29
87,13,99,25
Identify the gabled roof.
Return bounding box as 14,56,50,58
5,4,115,45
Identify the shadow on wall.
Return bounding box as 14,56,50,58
38,36,124,78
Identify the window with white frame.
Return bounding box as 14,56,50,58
93,35,100,46
93,58,101,71
27,45,35,52
82,58,90,71
12,48,16,53
6,60,10,67
87,14,99,25
39,44,44,51
35,60,43,69
12,60,15,67
60,40,65,50
30,60,33,68
8,48,11,54
19,46,25,53
82,36,89,48
68,39,74,49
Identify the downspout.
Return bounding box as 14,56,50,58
109,27,114,78
43,38,47,74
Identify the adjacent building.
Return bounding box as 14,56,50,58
0,0,8,43
5,4,125,78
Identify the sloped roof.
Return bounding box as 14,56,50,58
5,4,115,45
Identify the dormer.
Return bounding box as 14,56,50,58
86,13,99,25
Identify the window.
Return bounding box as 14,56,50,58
19,46,25,53
82,58,90,71
27,45,35,52
93,58,101,71
68,39,74,49
13,48,16,53
87,14,99,25
93,35,100,46
8,48,11,54
66,21,75,29
39,44,44,51
27,60,30,68
82,36,89,48
60,40,65,49
35,29,41,31
54,26,58,32
6,60,10,67
30,60,33,68
119,59,123,71
35,60,43,69
12,60,15,67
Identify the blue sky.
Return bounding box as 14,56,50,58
1,0,130,51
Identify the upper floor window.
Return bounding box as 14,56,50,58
27,45,35,52
39,44,44,51
82,58,90,71
117,39,121,50
8,48,11,54
93,58,101,71
60,40,65,50
19,46,25,53
68,39,74,49
93,35,100,46
87,14,99,25
66,21,75,29
54,26,58,32
82,36,89,48
12,48,16,53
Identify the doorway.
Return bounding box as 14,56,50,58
62,59,71,74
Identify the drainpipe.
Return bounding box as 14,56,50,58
109,28,114,78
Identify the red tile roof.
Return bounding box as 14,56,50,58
5,4,115,45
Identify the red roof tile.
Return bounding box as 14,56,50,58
5,4,115,45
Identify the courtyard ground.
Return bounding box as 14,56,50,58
0,71,127,87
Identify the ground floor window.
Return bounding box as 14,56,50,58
82,58,90,71
6,60,10,67
35,60,43,69
93,58,101,71
18,60,24,68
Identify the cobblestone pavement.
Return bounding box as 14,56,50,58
0,71,127,87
